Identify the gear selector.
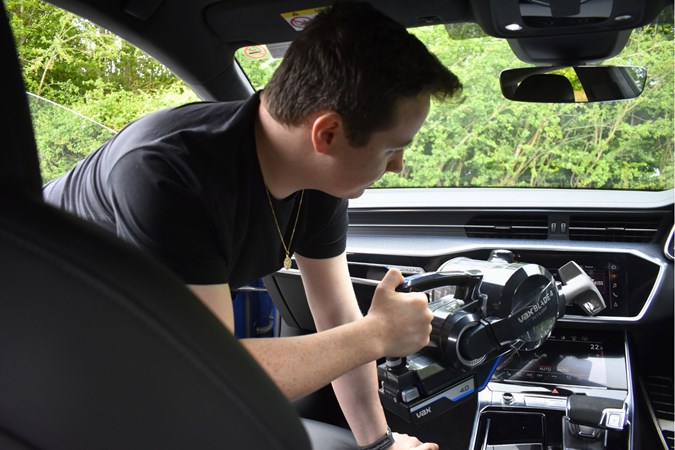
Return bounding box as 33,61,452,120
562,394,627,450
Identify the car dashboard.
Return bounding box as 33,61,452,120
266,187,674,450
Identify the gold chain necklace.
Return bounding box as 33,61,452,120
265,188,305,270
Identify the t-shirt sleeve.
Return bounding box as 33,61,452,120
107,149,228,284
294,193,348,259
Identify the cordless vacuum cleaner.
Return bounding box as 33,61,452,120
378,249,605,424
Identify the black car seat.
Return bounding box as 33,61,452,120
0,2,310,449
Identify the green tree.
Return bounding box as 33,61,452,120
376,21,673,190
8,0,198,181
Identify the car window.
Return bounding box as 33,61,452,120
27,93,116,182
7,0,199,183
236,12,673,191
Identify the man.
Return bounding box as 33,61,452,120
44,2,462,449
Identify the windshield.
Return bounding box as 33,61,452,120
237,15,674,191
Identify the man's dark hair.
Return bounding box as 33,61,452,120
262,1,462,146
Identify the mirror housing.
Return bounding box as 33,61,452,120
501,66,647,103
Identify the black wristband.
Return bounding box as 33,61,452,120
358,427,395,450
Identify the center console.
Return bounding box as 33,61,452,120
471,329,631,450
376,328,632,450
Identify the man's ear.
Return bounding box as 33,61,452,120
310,112,344,154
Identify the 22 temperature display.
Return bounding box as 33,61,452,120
493,331,627,390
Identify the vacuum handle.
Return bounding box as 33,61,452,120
396,270,483,293
386,270,483,369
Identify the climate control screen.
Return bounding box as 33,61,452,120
492,330,627,390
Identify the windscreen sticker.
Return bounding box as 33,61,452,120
242,45,268,60
241,43,290,61
281,7,328,31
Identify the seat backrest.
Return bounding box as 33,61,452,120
0,3,310,449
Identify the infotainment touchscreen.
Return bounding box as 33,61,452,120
516,251,629,317
492,331,628,390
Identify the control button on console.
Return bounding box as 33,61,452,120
524,396,547,408
603,409,626,430
607,413,622,428
502,392,514,405
547,398,567,409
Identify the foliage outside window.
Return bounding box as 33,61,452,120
7,0,199,182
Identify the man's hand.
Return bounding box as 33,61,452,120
365,268,433,358
392,432,439,450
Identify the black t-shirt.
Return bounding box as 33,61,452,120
43,93,348,288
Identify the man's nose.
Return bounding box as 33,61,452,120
386,151,404,173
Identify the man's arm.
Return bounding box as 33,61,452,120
295,253,437,449
187,284,235,333
186,266,432,399
187,261,436,448
295,252,386,447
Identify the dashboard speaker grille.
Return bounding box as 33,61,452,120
465,215,548,240
569,214,663,243
642,376,674,450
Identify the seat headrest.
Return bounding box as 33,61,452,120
514,73,575,102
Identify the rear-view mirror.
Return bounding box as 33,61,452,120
501,66,647,103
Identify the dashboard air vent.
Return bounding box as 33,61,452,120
569,214,662,243
465,215,548,240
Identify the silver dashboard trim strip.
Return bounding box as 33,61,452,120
349,223,656,232
624,335,636,449
350,187,675,210
665,225,674,261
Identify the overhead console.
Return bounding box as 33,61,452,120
470,0,668,38
469,0,671,64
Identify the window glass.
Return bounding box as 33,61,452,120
7,0,199,182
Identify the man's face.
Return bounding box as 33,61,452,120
328,93,431,199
